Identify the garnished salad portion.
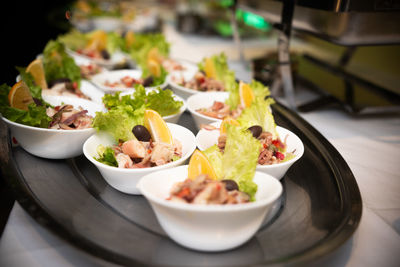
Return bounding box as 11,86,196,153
0,72,92,130
196,80,272,120
23,40,92,100
92,95,182,168
171,53,235,92
207,98,296,165
168,125,260,204
102,85,183,117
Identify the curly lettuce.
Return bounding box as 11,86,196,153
92,105,145,142
42,40,82,87
102,85,182,116
95,145,118,167
226,80,271,110
0,83,51,128
198,53,236,90
203,125,260,200
237,98,278,139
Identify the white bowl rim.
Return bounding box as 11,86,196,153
83,123,196,174
186,92,229,122
119,89,187,120
197,121,304,169
2,117,95,134
138,165,283,212
91,69,169,92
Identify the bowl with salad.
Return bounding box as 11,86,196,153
137,125,283,251
20,40,105,104
187,80,271,130
83,107,196,194
196,98,304,179
168,53,236,100
0,78,103,159
91,68,168,93
58,29,129,69
103,85,186,124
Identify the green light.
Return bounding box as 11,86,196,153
236,9,270,32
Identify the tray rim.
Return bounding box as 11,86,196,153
0,103,362,266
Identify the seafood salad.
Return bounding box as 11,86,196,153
196,80,272,120
168,174,250,204
0,77,92,130
208,98,295,166
46,104,92,130
171,53,235,92
168,124,261,204
93,108,182,169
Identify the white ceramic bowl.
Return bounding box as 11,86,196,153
186,92,229,130
42,80,105,105
1,97,104,159
166,64,202,101
119,90,187,124
67,49,128,70
137,165,283,252
83,123,197,194
91,69,168,93
91,17,123,32
196,121,304,179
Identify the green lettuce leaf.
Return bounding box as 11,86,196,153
103,85,183,116
95,145,118,167
203,145,223,179
198,53,236,90
221,125,261,200
43,40,82,87
92,104,145,142
0,84,51,128
225,80,271,110
237,98,278,138
106,32,124,54
58,29,89,51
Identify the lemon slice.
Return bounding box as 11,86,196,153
147,47,162,64
26,58,48,89
220,116,240,134
125,31,135,48
8,81,34,111
204,57,216,79
144,109,173,145
188,150,218,180
239,81,254,108
86,30,107,51
148,59,161,78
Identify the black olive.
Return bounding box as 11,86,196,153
132,125,151,142
142,76,154,87
222,179,239,191
48,78,71,88
101,49,110,60
248,125,263,138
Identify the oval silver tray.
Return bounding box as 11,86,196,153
0,103,362,266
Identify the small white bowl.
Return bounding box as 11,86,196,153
166,62,199,100
42,80,105,105
83,123,197,195
196,121,304,179
186,92,229,130
137,165,283,252
119,90,187,124
67,49,128,70
1,97,104,159
91,17,123,32
91,69,168,93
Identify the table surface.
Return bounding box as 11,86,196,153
1,24,400,267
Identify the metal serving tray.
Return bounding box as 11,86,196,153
0,104,362,266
